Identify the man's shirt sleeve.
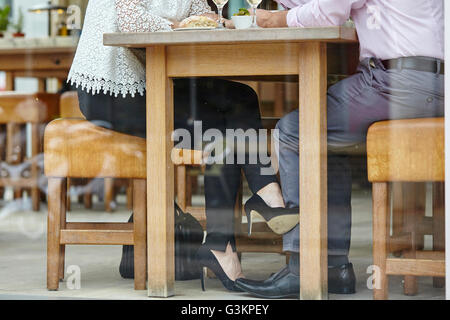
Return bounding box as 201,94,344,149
286,0,366,27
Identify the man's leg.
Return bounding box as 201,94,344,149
278,58,445,259
235,58,445,298
274,112,352,267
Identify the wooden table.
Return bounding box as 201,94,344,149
0,46,76,91
104,27,357,300
0,44,76,200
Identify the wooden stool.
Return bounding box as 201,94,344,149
367,118,445,300
60,91,133,212
0,92,59,211
44,119,147,290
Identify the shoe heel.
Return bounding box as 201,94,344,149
328,283,356,295
246,211,253,236
201,267,206,292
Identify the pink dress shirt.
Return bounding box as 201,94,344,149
275,0,444,61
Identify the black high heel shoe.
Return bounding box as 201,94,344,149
244,194,299,235
196,245,243,292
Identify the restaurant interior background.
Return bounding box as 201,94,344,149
0,0,447,300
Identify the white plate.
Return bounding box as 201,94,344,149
173,27,217,31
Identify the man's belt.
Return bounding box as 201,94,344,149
381,57,444,75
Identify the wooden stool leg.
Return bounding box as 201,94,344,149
31,187,40,211
126,179,133,210
391,183,404,257
373,182,390,300
403,183,425,296
66,179,72,212
133,179,147,290
83,180,93,209
104,178,115,213
47,177,66,290
59,191,67,281
7,124,23,200
31,123,40,211
176,165,187,211
13,188,22,199
432,182,445,288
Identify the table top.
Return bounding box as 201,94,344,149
104,26,357,47
0,37,78,52
0,36,77,54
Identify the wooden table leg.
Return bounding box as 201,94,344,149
5,72,14,91
146,46,175,297
298,42,328,300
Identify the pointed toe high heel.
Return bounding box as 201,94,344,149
244,194,299,235
196,245,243,292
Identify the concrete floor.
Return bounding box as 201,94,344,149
0,188,445,300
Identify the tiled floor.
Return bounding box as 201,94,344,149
0,188,445,300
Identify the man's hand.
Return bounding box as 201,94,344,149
170,20,181,29
225,19,235,29
256,9,288,28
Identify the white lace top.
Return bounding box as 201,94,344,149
68,0,212,97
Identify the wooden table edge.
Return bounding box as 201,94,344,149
103,26,357,47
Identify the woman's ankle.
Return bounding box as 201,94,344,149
211,243,244,281
256,183,285,208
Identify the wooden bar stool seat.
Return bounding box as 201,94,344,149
367,118,445,300
44,118,147,290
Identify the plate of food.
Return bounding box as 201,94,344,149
174,16,218,31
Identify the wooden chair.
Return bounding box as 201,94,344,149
60,91,133,212
44,119,147,290
0,92,59,211
367,118,445,300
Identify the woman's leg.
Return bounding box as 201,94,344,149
180,79,284,243
213,79,284,208
77,87,146,137
174,78,280,281
203,162,242,252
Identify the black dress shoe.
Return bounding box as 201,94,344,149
234,266,290,286
328,263,356,294
235,268,299,299
196,245,243,292
244,194,299,235
236,263,356,298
